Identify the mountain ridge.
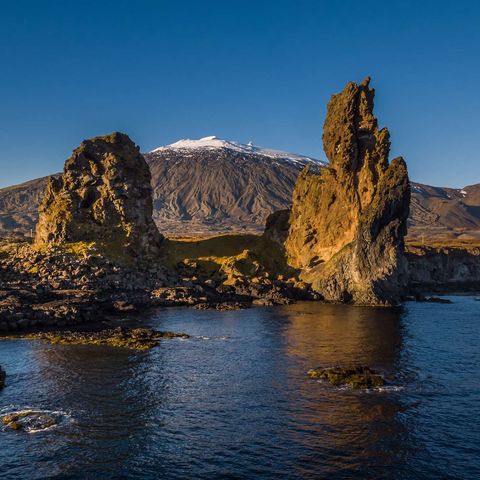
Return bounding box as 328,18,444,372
1,136,479,240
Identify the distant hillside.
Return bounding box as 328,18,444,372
0,175,56,235
408,183,480,240
1,136,479,240
145,136,324,235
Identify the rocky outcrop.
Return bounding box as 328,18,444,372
35,132,163,257
19,327,189,350
307,365,386,389
406,244,480,292
263,209,290,245
1,410,66,432
283,78,410,305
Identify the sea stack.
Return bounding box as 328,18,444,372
35,132,163,257
284,77,410,305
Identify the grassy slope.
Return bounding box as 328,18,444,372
162,233,293,279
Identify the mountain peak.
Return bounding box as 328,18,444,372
150,136,325,167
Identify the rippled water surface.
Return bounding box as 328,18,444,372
1,297,479,479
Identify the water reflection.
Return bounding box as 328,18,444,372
278,302,405,368
1,300,478,479
275,303,415,478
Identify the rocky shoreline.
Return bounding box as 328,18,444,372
0,235,317,333
5,326,190,350
2,236,477,335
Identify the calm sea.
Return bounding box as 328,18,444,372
1,297,479,479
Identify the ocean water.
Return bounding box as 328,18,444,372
0,297,479,479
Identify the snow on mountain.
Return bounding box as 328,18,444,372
150,136,326,167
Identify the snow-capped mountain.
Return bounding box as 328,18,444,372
144,136,325,235
151,136,325,167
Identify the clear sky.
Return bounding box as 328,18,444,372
1,0,479,188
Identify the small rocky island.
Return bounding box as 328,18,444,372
18,326,189,350
308,365,386,389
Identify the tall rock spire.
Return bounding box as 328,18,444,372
284,78,410,305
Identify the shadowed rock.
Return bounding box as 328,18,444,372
284,77,410,305
18,327,189,350
308,365,386,389
34,132,163,257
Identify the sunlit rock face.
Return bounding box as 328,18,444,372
284,77,410,305
35,132,163,257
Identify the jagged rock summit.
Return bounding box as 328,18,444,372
283,77,410,305
35,132,163,257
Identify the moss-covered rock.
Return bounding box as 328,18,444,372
308,365,385,389
1,411,58,432
283,77,410,306
21,326,189,350
34,132,163,259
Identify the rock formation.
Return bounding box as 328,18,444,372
283,77,410,305
406,243,480,292
35,132,163,257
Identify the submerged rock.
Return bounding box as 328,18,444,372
422,296,453,304
282,77,410,306
193,302,250,311
19,326,189,350
0,365,5,389
308,365,386,389
1,410,59,432
34,132,163,257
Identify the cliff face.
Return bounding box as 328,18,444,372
35,132,163,257
284,78,410,305
406,244,480,292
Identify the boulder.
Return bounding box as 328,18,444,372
263,209,290,244
308,365,385,389
1,410,59,432
35,132,163,257
284,78,410,305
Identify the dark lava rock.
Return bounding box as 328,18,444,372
19,326,189,350
308,365,386,389
424,296,453,304
113,300,136,312
34,132,163,257
193,302,250,311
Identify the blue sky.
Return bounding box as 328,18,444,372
0,0,479,188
